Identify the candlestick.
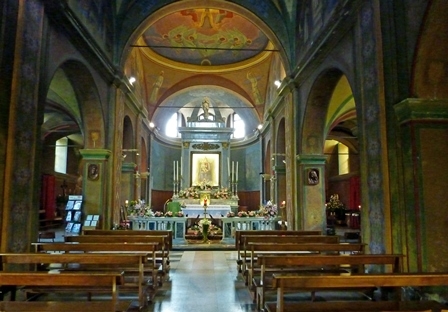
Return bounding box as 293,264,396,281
227,157,230,177
176,161,179,180
173,161,175,181
232,161,235,182
236,162,238,181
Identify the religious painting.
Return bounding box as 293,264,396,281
191,153,220,186
307,168,319,185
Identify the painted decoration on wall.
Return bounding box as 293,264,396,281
191,153,220,186
143,8,269,65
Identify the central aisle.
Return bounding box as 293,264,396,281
147,250,256,312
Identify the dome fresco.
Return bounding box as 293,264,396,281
143,8,269,66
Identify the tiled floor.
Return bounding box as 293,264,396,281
144,250,257,312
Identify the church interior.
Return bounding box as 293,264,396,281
1,0,448,311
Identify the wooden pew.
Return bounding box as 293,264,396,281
0,252,150,308
254,253,402,310
65,234,170,274
267,272,448,312
32,242,161,289
240,235,339,279
235,230,321,272
0,271,129,312
82,229,173,250
246,242,366,294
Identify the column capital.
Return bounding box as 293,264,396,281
394,98,448,125
79,149,112,160
296,154,327,166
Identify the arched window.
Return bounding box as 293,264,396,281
165,113,178,138
54,137,68,173
233,113,245,139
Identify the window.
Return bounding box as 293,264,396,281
165,113,179,138
233,113,245,139
54,137,68,173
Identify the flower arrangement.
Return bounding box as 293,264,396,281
153,211,164,217
126,200,154,218
326,194,345,211
176,211,184,217
248,210,257,217
237,211,248,217
178,185,230,199
226,211,235,217
258,200,278,219
165,211,173,217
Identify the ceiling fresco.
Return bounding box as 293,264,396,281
142,8,269,66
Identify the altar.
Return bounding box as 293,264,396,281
181,204,231,218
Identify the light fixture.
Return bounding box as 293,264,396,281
128,76,136,85
257,124,263,130
274,80,281,88
149,122,155,128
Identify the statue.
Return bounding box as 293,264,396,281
202,97,210,120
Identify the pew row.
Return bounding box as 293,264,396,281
254,253,402,310
234,230,321,272
240,235,340,279
245,242,366,297
267,273,448,312
64,234,170,274
82,229,173,250
0,252,151,308
0,271,130,312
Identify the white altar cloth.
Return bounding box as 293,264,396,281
182,204,231,218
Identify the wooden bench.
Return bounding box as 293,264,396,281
240,235,339,279
255,253,402,310
32,241,161,285
246,242,366,295
0,271,130,312
235,230,321,272
0,252,151,308
82,229,173,250
65,234,170,274
267,272,448,312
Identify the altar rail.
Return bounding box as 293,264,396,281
129,217,187,244
221,217,280,244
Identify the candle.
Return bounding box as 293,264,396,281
236,162,238,181
281,200,286,206
176,161,179,180
173,161,175,181
125,200,128,206
227,157,230,176
232,161,235,182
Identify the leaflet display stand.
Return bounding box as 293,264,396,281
65,195,83,234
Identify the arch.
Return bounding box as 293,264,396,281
58,60,105,149
301,68,344,155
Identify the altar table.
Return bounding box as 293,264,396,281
128,217,187,244
181,204,231,218
220,217,280,244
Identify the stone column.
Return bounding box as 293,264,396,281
1,0,45,252
79,149,111,229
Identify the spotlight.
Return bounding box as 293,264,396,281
274,80,281,88
129,76,136,85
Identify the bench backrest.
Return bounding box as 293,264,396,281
82,230,173,249
249,242,365,254
65,234,168,250
259,254,402,273
32,242,158,254
272,272,448,288
235,230,321,249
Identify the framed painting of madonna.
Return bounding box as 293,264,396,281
191,153,220,186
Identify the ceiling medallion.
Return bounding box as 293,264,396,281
192,142,220,150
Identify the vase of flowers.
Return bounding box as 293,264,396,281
199,218,211,243
326,194,345,222
257,201,278,219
